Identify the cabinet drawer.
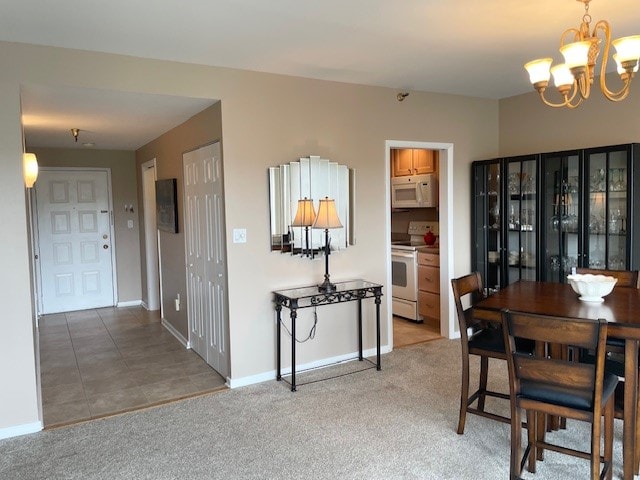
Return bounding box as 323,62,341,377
418,265,440,294
418,252,439,267
418,291,440,319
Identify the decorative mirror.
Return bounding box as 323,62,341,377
269,155,355,254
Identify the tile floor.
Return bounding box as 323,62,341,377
38,306,227,428
393,315,441,348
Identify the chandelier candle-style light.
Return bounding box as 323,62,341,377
524,0,640,109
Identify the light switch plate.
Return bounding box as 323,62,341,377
233,228,247,243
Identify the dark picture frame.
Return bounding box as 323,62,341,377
156,178,179,233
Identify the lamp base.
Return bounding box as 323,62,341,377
318,280,336,293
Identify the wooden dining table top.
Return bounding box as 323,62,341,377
473,280,640,332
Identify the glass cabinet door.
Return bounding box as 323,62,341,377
541,151,581,282
585,147,630,270
472,160,502,295
505,155,538,285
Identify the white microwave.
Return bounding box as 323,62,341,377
391,174,438,208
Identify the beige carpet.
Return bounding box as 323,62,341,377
0,339,627,479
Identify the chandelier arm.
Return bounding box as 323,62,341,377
561,27,583,45
538,89,582,109
593,19,634,101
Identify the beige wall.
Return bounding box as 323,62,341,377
29,147,142,304
135,104,223,339
0,41,498,434
499,74,640,156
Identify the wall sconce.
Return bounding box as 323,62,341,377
291,197,316,258
71,128,80,142
397,92,409,101
312,197,343,293
23,153,39,188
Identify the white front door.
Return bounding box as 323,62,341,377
35,168,116,314
183,142,229,377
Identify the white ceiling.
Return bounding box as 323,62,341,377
4,0,639,150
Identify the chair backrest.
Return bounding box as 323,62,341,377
502,310,608,412
575,268,640,289
451,272,485,344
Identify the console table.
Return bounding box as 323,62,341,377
273,279,383,391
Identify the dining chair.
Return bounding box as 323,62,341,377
450,272,511,434
502,310,617,480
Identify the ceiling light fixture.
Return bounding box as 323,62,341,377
71,128,80,142
524,0,640,109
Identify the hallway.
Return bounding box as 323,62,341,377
39,306,226,427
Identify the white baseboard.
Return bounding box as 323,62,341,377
117,300,142,308
161,318,188,348
0,421,43,440
227,344,391,389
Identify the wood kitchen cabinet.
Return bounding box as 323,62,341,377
392,149,436,177
417,251,440,324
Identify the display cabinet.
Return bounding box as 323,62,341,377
472,155,539,295
541,144,640,281
472,159,503,295
473,143,640,291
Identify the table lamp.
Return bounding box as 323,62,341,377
291,197,316,257
313,197,343,293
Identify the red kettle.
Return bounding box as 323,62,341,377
423,230,436,246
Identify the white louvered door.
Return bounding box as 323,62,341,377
183,142,229,378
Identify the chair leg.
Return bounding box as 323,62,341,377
457,352,470,434
478,355,488,412
604,397,614,480
526,409,537,474
592,399,603,480
536,411,545,461
511,403,522,480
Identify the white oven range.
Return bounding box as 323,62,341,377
391,221,438,322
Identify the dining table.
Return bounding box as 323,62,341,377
473,280,640,480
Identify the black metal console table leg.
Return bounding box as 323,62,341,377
276,304,282,381
290,307,297,391
375,291,381,370
358,298,363,361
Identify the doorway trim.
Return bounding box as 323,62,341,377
141,158,160,311
385,141,456,348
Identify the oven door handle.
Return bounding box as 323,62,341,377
391,251,416,259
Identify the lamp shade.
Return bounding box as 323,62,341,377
614,53,640,74
560,40,590,69
23,153,38,188
312,197,342,229
291,197,316,226
524,58,553,84
551,63,574,88
612,35,640,63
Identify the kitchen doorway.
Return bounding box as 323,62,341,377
385,140,455,349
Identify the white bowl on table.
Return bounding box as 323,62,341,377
566,274,618,303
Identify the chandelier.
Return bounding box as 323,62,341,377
524,0,640,109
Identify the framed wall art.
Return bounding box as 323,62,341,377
156,178,179,233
